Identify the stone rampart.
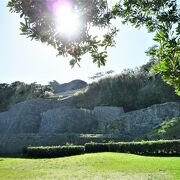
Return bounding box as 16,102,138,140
93,106,124,121
0,101,180,155
106,102,180,137
39,108,97,133
0,98,73,134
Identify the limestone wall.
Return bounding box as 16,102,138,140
0,98,73,134
93,106,124,121
106,102,180,137
0,100,179,136
39,108,97,133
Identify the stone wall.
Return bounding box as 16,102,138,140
0,100,179,136
0,100,180,155
0,102,125,134
0,98,73,134
39,108,97,133
39,106,124,134
93,106,124,121
105,102,180,138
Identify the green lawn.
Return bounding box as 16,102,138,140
0,153,179,180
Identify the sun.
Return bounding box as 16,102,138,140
54,4,80,37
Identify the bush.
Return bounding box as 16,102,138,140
74,68,180,112
0,81,52,112
85,143,109,153
25,145,85,158
85,140,180,156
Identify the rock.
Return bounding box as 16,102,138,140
52,80,87,94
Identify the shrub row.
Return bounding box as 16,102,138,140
25,145,85,158
85,140,180,155
25,140,180,158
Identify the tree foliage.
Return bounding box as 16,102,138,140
0,81,52,112
7,0,118,67
7,0,180,94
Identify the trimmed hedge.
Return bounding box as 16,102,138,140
25,145,85,158
85,140,180,156
25,140,180,158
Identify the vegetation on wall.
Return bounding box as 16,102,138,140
74,65,180,112
144,117,180,140
0,81,52,112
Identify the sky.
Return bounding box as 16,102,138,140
0,0,155,85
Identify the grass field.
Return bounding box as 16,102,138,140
0,153,179,180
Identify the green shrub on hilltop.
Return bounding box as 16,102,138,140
74,68,180,112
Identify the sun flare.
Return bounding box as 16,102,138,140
55,4,80,37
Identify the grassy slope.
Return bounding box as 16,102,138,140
0,153,179,180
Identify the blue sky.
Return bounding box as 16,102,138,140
0,0,154,85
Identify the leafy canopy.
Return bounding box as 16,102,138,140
8,0,118,67
7,0,180,95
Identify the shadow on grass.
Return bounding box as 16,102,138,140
0,152,180,159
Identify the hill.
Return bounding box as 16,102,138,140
74,69,180,112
